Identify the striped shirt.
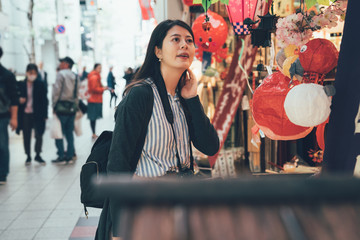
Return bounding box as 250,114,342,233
134,79,190,177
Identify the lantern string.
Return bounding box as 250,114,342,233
238,38,253,94
265,40,275,75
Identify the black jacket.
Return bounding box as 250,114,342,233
95,80,219,239
0,64,18,118
16,77,48,135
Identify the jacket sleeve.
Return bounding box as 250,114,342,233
184,95,220,156
7,71,19,106
39,81,48,118
107,84,153,173
88,75,105,94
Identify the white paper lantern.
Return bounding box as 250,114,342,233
284,83,331,127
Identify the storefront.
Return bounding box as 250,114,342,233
178,0,350,177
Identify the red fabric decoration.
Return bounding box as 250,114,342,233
299,39,338,84
252,72,313,140
138,0,155,20
192,10,228,53
316,118,329,150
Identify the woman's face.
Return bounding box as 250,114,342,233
95,65,102,73
26,69,37,82
155,25,195,71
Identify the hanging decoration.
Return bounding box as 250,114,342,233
244,1,278,47
298,38,338,84
208,0,272,167
193,0,229,12
182,0,201,6
276,0,347,48
251,72,313,140
226,0,257,35
284,83,332,127
192,10,228,65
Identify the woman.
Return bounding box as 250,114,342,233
87,63,107,139
95,20,219,239
17,63,48,165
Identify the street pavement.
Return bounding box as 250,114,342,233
0,93,117,240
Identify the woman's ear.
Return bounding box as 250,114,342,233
154,46,162,60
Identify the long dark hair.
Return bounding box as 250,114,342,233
26,63,38,73
124,20,194,96
93,63,101,70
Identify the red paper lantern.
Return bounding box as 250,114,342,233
299,39,338,83
252,72,313,140
226,0,258,35
192,10,228,53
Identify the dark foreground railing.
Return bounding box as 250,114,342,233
94,176,360,240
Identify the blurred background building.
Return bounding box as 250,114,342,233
0,0,183,89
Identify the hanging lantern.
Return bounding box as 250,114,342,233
249,28,271,47
284,83,332,127
299,39,339,84
226,0,258,35
252,72,313,140
192,10,228,53
258,12,279,33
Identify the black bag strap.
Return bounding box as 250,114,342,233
73,74,78,99
170,124,194,172
152,70,194,172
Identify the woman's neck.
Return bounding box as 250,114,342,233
160,65,183,96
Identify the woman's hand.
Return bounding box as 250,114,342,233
181,68,198,99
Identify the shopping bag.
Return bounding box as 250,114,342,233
50,114,63,139
74,111,83,136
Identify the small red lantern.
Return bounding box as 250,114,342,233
226,0,258,35
299,39,339,84
252,72,313,140
192,10,228,53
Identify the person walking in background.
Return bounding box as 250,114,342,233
17,64,48,166
80,66,88,82
87,63,107,139
123,67,134,86
0,46,18,184
51,56,79,164
38,61,48,92
107,66,117,107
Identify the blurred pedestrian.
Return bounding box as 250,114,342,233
107,66,117,107
38,61,48,92
0,46,18,184
87,63,107,139
51,56,79,164
80,66,88,81
123,67,134,86
17,63,48,165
